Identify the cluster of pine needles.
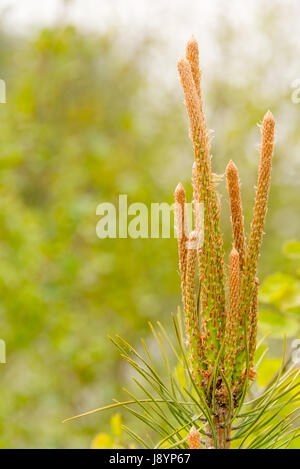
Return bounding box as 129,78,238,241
65,36,300,449
65,316,299,449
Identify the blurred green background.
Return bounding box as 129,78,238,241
0,0,299,448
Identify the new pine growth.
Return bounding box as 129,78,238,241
175,37,275,449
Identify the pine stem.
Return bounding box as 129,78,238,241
205,405,232,449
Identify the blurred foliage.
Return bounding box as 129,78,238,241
90,414,132,449
0,0,299,448
259,240,300,339
0,24,186,448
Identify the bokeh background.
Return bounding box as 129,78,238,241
0,0,299,448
